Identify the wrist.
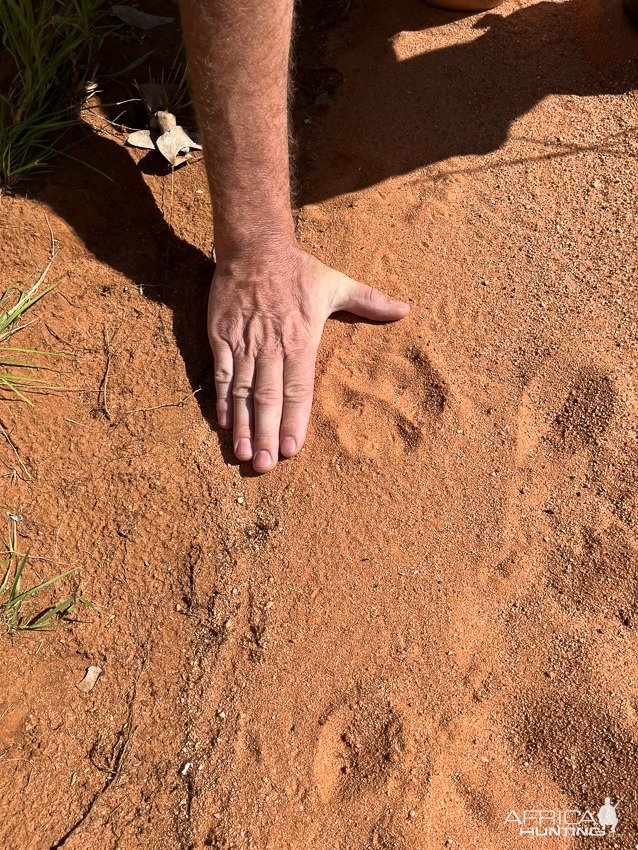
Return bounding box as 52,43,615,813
211,178,296,256
213,226,300,271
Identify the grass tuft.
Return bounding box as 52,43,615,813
0,0,111,190
0,259,60,404
1,518,101,630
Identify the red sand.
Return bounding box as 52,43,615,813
1,0,637,847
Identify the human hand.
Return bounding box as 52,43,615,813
208,246,410,473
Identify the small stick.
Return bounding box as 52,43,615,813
122,388,200,417
0,418,30,480
95,327,113,420
44,213,58,262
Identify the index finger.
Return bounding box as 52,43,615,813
279,351,316,457
211,337,234,429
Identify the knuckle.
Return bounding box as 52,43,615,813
253,385,281,406
362,285,376,302
213,366,233,385
283,380,312,403
232,381,252,400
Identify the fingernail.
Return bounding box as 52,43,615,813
218,411,229,428
281,436,296,456
236,438,252,459
253,450,272,470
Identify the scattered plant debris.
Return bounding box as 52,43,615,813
127,109,201,166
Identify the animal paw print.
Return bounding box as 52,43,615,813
312,694,410,806
508,354,637,616
550,367,616,453
499,356,626,582
515,359,620,465
318,342,454,462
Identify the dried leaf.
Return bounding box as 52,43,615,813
76,665,102,693
126,129,155,150
173,153,193,168
156,126,202,165
112,5,175,29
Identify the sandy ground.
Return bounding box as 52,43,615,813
0,0,637,847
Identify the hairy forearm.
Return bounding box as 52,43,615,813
179,0,408,475
179,0,296,261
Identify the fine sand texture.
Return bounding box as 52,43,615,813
0,0,637,847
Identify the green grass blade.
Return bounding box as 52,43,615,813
7,549,28,601
20,597,76,629
78,596,104,615
5,567,76,609
1,0,114,190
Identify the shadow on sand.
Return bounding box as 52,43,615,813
33,0,637,465
300,0,637,202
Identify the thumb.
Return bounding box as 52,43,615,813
334,275,410,322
